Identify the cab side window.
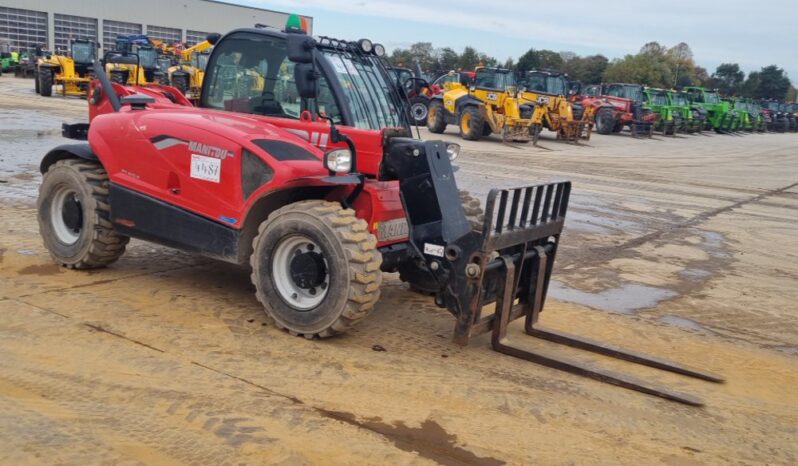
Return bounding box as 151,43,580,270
203,32,341,121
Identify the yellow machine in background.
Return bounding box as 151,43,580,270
427,67,534,142
519,70,593,144
35,39,97,98
168,39,214,101
104,37,161,85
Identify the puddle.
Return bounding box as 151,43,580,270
658,315,713,333
319,410,505,466
549,280,677,314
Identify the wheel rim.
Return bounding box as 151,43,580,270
272,235,330,311
50,185,82,245
428,104,438,122
460,112,471,133
411,102,428,121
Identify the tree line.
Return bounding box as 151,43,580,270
389,41,797,101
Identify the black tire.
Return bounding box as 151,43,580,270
459,106,484,141
398,190,484,295
482,124,493,136
34,68,40,94
250,200,382,339
38,159,129,269
595,107,615,135
612,121,624,133
427,99,446,134
38,67,53,97
409,95,429,126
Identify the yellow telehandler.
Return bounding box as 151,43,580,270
427,67,534,142
35,39,98,98
519,70,593,145
168,35,218,101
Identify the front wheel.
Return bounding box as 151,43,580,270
427,99,447,133
38,67,53,97
459,106,484,140
594,107,615,134
250,200,382,339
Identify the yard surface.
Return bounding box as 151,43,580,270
1,75,796,465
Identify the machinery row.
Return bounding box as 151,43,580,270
401,67,798,143
27,35,212,103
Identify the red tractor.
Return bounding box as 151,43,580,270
39,24,720,404
572,83,657,137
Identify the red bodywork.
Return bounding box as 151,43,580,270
87,81,408,248
571,92,657,127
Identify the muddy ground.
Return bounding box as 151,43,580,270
0,75,796,465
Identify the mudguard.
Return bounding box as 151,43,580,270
40,143,99,173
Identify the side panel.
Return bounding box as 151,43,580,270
110,183,240,263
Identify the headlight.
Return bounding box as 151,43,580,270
445,143,460,161
358,39,373,54
324,149,352,173
373,43,385,57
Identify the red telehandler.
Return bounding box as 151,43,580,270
40,21,721,405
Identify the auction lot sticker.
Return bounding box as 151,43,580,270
191,154,221,183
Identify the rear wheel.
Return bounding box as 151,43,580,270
250,200,382,339
427,99,446,133
38,159,129,269
459,106,484,140
34,68,40,94
38,67,53,97
409,96,429,126
594,107,615,134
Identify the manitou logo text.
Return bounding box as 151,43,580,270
188,141,235,160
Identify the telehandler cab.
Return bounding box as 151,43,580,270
41,19,722,405
518,70,593,145
427,67,535,142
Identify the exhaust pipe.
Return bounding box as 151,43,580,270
93,58,121,112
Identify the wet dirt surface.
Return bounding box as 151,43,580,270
1,75,797,464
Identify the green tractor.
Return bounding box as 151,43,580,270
667,90,704,133
731,98,764,132
643,87,680,135
0,39,15,74
683,86,737,133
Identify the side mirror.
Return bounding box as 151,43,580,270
206,33,221,45
294,62,318,99
287,33,315,64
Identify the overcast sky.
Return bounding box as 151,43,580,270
241,0,797,84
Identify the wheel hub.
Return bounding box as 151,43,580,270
61,194,82,232
412,103,427,120
289,249,327,291
272,236,330,310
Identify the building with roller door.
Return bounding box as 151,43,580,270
0,0,312,53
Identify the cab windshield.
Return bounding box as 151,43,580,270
734,100,748,110
649,92,669,106
704,92,720,104
70,42,95,64
607,84,643,102
671,93,688,106
321,50,405,130
137,47,157,69
474,69,515,90
522,73,566,95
